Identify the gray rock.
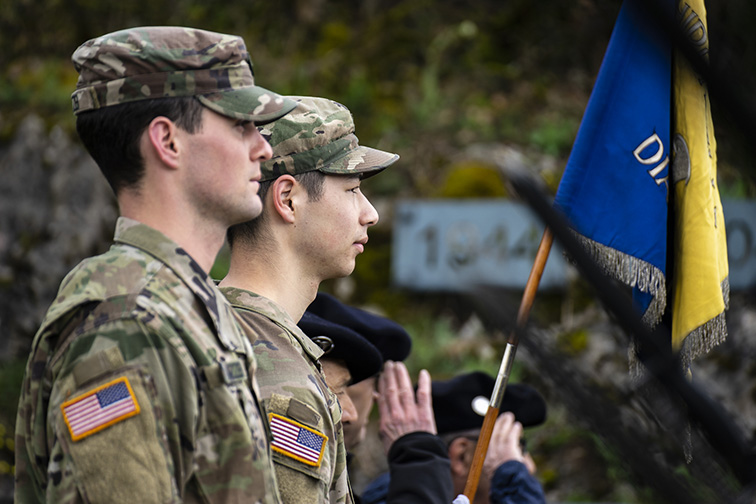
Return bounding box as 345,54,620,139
0,115,116,361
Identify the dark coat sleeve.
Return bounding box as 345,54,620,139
489,460,547,504
384,431,454,504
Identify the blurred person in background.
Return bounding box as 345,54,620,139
362,371,548,504
306,292,415,450
306,292,454,504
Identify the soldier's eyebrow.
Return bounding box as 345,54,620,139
335,376,351,391
331,372,351,392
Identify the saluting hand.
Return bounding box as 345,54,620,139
376,361,437,455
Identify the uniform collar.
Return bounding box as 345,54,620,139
114,217,245,352
220,286,325,361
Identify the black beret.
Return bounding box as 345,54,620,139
307,292,412,362
432,371,547,434
298,310,384,384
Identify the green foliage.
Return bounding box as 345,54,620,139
0,58,78,131
718,172,756,199
210,243,231,281
0,0,609,188
0,359,25,476
668,461,740,503
349,229,394,304
528,116,579,158
556,328,589,356
400,310,505,381
589,434,635,488
0,359,24,424
435,162,509,199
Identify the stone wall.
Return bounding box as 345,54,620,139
0,116,117,362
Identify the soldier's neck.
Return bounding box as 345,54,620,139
221,247,320,323
119,198,226,274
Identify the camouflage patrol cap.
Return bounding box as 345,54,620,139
71,26,296,124
259,96,399,182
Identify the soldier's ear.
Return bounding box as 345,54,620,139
270,175,297,223
145,116,180,170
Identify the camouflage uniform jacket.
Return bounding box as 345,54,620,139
220,288,353,504
15,218,280,504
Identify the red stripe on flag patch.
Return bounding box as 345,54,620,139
61,376,140,442
269,413,327,467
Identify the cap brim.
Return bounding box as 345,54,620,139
320,145,399,179
500,383,547,428
330,333,384,384
198,85,297,125
307,292,412,362
298,311,384,384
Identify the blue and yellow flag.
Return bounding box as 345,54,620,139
554,0,728,370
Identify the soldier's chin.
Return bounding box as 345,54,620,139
323,260,357,283
338,263,356,278
231,197,263,225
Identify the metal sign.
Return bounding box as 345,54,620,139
392,198,756,292
391,199,567,291
722,199,756,291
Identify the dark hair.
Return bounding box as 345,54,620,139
227,170,326,248
75,96,205,194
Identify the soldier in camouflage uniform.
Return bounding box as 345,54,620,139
304,292,455,504
14,27,296,504
219,96,398,504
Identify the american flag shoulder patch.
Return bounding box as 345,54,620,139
61,376,140,442
269,413,327,467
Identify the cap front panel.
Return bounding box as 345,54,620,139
71,26,295,122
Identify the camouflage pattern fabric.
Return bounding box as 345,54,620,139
258,96,399,181
220,287,353,504
15,218,281,504
71,26,296,124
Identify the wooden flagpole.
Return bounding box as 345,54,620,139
463,227,554,502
